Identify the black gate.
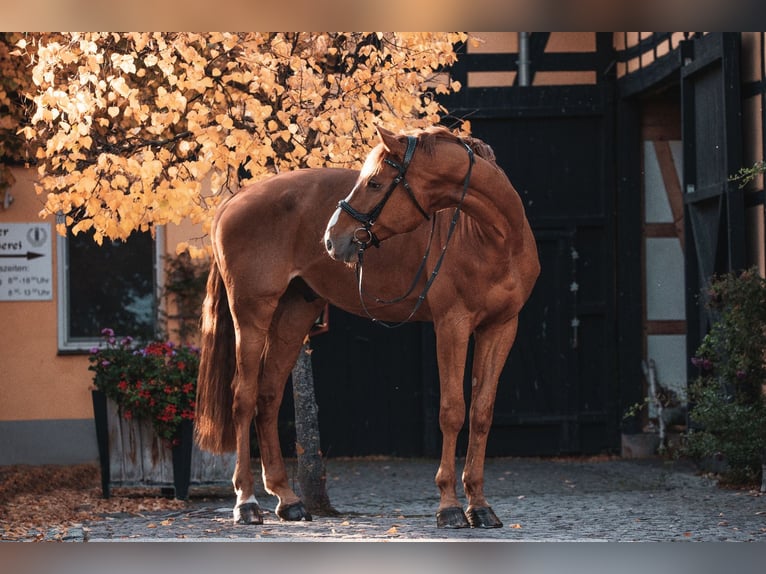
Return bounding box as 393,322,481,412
681,33,745,361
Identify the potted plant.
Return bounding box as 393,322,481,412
89,328,233,498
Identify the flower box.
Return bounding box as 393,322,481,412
92,390,236,498
89,329,235,499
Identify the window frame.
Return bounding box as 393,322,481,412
56,226,164,352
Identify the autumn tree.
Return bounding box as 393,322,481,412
0,32,34,196
12,32,468,252
6,32,469,514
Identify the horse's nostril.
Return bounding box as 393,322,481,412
325,238,333,252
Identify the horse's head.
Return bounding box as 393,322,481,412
324,127,434,263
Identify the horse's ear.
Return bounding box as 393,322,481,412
376,127,402,153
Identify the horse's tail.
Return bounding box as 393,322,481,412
195,257,237,453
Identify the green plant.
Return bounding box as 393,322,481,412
730,160,766,188
162,251,209,343
684,268,766,484
89,328,200,443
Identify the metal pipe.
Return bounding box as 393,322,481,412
518,32,530,87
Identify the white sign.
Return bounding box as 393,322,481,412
0,223,53,301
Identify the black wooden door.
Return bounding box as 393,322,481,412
681,33,745,360
457,97,618,456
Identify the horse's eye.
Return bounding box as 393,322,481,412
368,180,382,191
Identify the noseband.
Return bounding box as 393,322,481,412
337,135,430,249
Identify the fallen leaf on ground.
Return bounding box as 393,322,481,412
0,464,189,541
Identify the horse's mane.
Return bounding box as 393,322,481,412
413,126,500,169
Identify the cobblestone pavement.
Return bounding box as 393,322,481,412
69,457,765,542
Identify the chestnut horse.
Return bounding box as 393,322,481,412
196,126,539,529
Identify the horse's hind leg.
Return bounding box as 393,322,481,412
255,285,325,521
229,295,276,525
461,317,519,529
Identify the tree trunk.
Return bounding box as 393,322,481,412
291,339,338,515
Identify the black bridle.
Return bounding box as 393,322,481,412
337,135,429,249
341,137,475,328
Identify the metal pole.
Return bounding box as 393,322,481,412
518,32,530,86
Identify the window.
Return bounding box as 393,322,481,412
57,228,162,351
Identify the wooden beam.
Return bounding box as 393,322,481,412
645,320,687,335
653,140,685,250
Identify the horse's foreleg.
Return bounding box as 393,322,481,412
255,292,324,522
462,317,519,529
433,319,471,528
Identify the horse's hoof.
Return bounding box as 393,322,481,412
276,501,312,521
234,502,263,525
436,506,470,529
465,506,503,529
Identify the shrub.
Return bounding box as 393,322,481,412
685,268,766,484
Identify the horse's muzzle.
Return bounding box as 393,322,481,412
324,231,356,263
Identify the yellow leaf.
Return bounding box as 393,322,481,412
386,526,398,535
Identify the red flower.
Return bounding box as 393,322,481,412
145,342,171,356
157,404,178,422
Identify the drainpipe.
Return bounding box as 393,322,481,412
517,32,531,87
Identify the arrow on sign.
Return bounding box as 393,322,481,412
0,252,44,260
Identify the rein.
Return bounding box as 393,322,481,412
353,140,475,328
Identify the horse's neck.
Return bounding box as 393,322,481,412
451,156,526,255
